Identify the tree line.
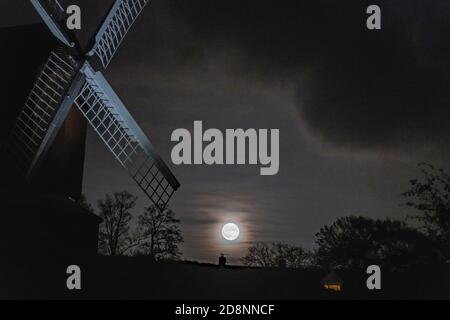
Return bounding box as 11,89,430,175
82,163,449,271
242,163,450,272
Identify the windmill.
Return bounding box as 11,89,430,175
5,0,180,209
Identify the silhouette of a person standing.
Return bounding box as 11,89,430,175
218,253,227,267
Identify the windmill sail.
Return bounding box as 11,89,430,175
6,51,83,178
75,62,180,208
30,0,75,47
87,0,149,68
6,0,180,207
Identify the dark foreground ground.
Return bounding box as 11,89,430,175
1,255,449,300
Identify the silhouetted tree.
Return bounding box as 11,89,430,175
135,205,183,260
242,242,311,268
315,216,438,271
403,163,450,261
98,191,138,256
242,242,272,267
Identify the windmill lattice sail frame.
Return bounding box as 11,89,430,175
6,50,79,177
30,0,75,47
5,0,179,209
88,0,149,68
75,62,178,207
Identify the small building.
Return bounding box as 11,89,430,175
321,271,343,292
218,253,227,267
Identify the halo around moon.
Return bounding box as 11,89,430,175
221,223,240,241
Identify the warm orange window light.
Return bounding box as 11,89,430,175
323,283,342,291
321,272,343,292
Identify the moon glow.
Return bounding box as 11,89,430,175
221,223,240,241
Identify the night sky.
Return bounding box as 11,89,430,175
2,0,449,264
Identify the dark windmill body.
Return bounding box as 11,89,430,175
1,24,83,199
1,0,179,262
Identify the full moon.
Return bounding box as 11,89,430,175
221,223,240,241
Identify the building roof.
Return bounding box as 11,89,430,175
321,271,343,284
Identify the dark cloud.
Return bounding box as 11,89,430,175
124,0,450,153
3,0,448,152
